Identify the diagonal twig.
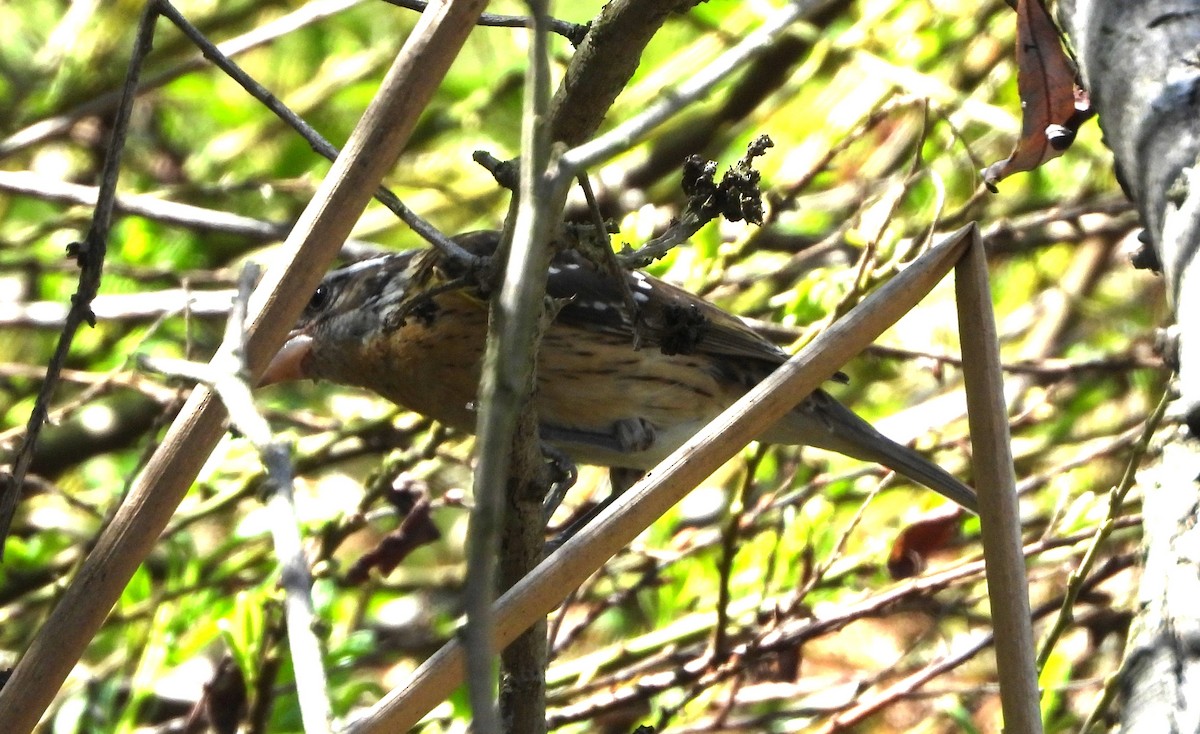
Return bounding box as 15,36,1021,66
0,0,159,556
151,0,480,267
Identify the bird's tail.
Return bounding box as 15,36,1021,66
767,390,978,513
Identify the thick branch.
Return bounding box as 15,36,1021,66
1058,1,1200,416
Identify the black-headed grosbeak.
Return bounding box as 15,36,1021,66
261,231,977,512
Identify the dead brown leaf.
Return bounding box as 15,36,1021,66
982,0,1091,190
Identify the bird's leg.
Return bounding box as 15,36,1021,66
554,468,645,545
546,467,646,553
539,417,656,552
609,466,647,497
539,442,578,521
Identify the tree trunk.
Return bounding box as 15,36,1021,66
1058,2,1200,732
1058,0,1200,418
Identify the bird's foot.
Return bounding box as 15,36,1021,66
540,442,579,521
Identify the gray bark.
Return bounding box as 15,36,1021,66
1059,2,1200,732
1059,0,1200,417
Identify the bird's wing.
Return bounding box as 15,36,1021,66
542,250,790,369
427,230,790,368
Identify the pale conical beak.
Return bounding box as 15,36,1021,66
259,333,314,386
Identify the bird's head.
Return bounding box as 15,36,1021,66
260,251,424,388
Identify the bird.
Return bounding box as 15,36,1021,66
261,230,977,513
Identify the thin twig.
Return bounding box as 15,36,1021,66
0,170,287,240
561,0,835,174
380,0,588,44
141,264,332,732
1036,390,1170,670
152,0,480,268
0,288,237,329
462,0,558,727
0,0,159,556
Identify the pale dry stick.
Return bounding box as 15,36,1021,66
0,170,389,261
142,265,331,733
342,224,975,734
0,364,176,400
0,2,487,730
0,288,237,328
0,170,287,240
956,229,1042,734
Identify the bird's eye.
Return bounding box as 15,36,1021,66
307,284,330,312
